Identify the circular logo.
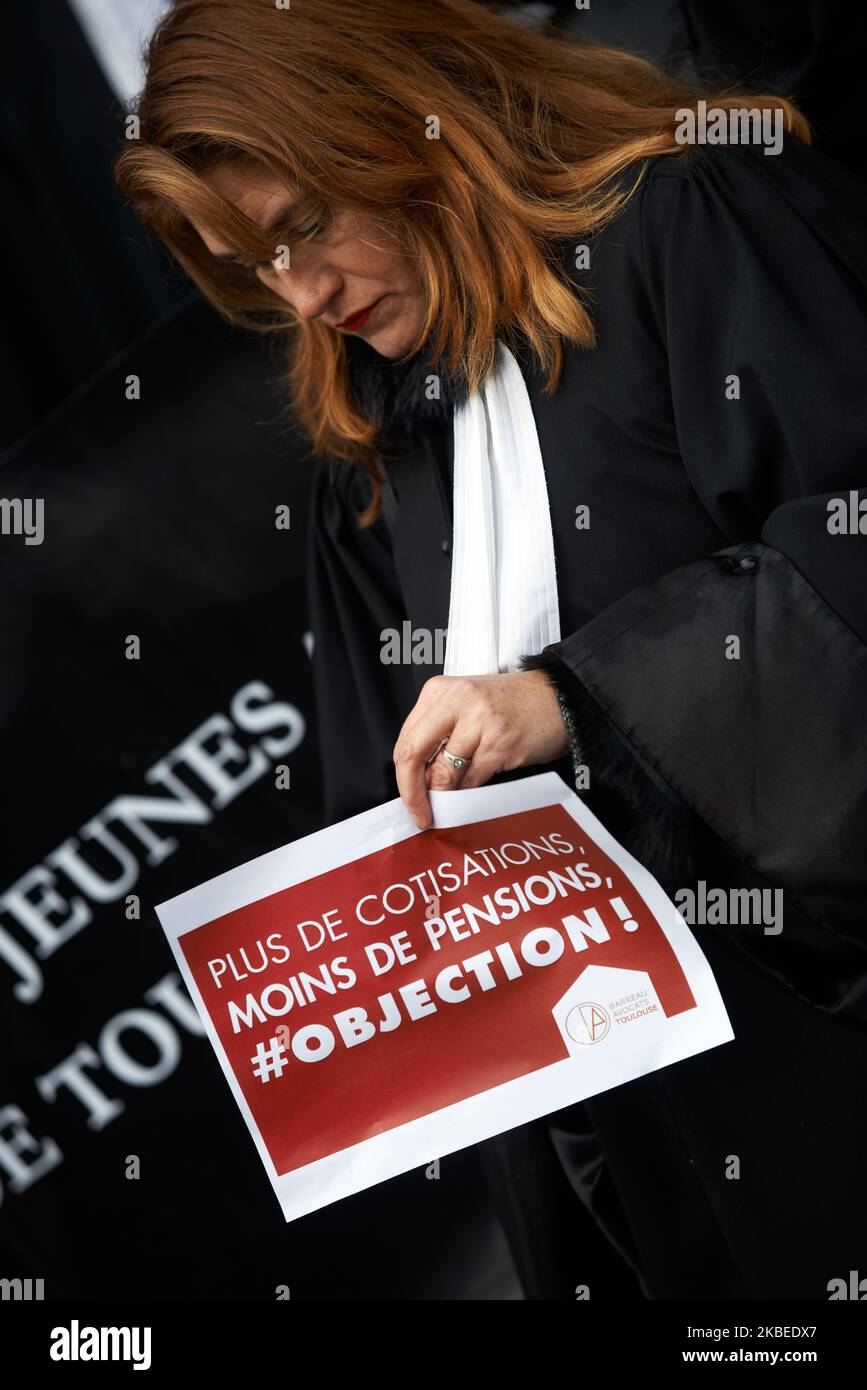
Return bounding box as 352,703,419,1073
565,1002,610,1045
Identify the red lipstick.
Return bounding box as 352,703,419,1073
337,297,382,332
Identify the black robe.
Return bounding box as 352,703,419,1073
306,131,867,1299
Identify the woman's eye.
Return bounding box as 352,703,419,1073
289,209,328,245
297,216,323,241
238,214,326,275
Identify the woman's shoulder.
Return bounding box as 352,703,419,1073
609,129,867,310
637,130,867,250
642,126,864,190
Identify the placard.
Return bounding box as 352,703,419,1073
155,772,734,1221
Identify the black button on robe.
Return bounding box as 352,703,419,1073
306,132,867,1299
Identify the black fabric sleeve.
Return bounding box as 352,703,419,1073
522,136,867,989
306,457,417,825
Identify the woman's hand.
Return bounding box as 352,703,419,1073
393,669,569,829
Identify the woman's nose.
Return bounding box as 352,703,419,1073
270,262,341,321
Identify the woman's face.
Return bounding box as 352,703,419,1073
189,162,427,359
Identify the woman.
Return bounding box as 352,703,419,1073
116,0,867,1300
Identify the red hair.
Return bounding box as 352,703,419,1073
115,0,810,523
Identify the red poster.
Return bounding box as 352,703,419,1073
156,772,732,1221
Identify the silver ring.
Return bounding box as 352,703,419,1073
442,747,471,771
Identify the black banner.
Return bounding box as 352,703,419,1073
0,300,512,1299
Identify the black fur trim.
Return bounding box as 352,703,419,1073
521,656,867,1021
344,334,471,444
520,649,698,896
